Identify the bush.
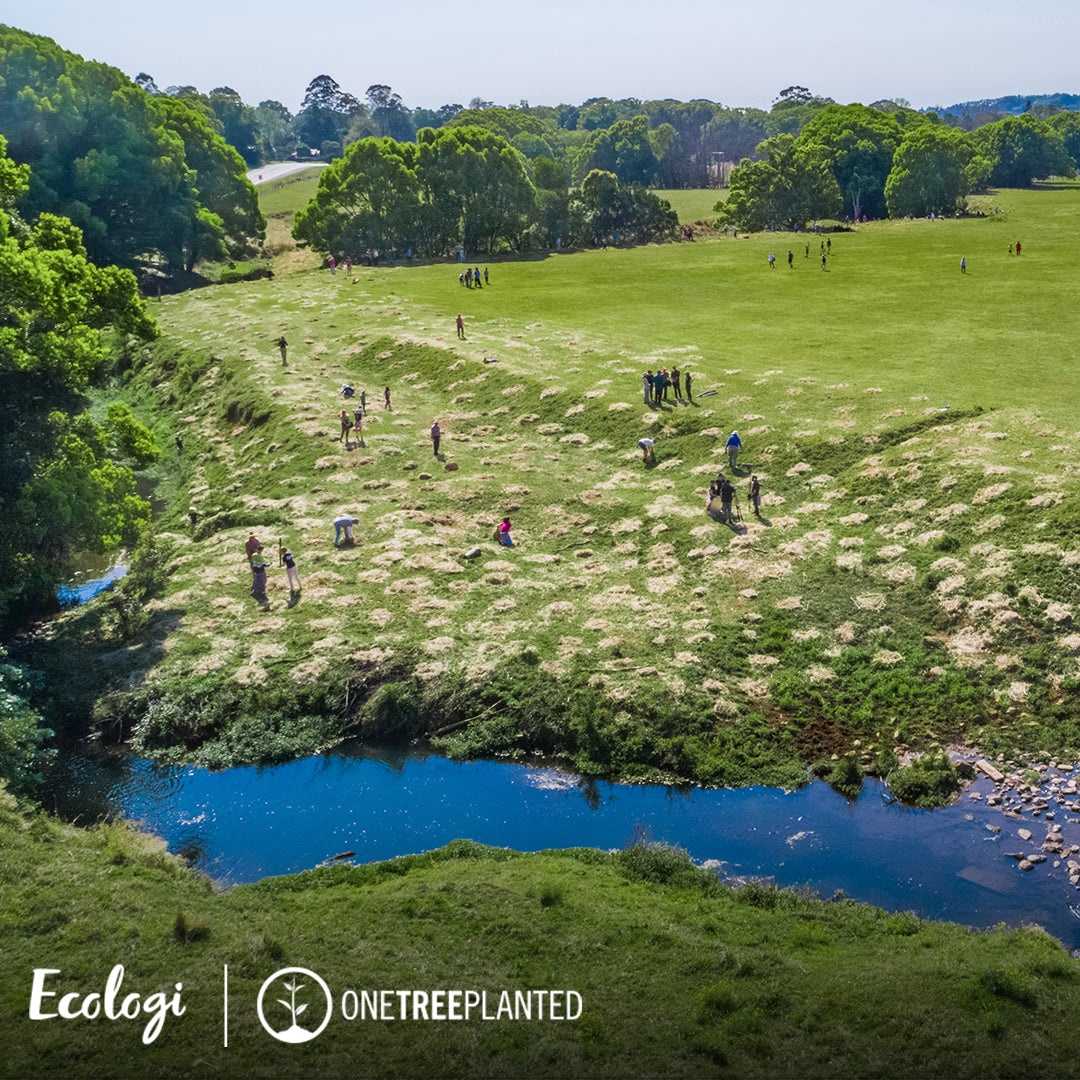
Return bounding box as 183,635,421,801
827,755,864,800
0,652,53,797
887,752,960,808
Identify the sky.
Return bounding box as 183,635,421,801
4,0,1078,114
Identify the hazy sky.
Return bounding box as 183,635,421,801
5,0,1077,113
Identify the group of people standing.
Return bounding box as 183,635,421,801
643,366,692,405
459,267,489,288
706,470,761,524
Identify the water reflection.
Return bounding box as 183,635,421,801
42,740,1080,947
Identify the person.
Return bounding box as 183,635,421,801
328,255,336,276
749,475,761,518
638,437,656,463
280,544,301,593
333,515,358,546
768,253,775,268
431,421,441,456
654,368,667,404
684,370,693,400
643,371,653,405
353,404,364,445
339,409,353,443
1016,240,1021,255
250,542,269,601
719,478,734,523
787,250,793,268
384,385,392,410
345,256,352,276
827,238,831,253
245,533,262,565
672,366,682,400
726,430,742,472
465,268,472,288
821,253,827,271
960,257,966,274
483,267,489,285
660,367,672,402
277,335,288,365
456,314,465,339
474,267,482,289
805,243,809,258
498,517,513,546
459,272,465,286
1009,243,1014,255
360,389,367,412
341,385,355,398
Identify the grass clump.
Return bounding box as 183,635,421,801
886,751,961,808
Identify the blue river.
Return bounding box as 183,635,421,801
43,741,1080,949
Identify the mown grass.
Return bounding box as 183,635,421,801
2,786,1079,1079
30,183,1080,787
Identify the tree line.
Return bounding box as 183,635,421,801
293,129,678,256
718,104,1080,230
0,26,264,276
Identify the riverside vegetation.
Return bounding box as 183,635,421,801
22,180,1080,804
3,785,1080,1078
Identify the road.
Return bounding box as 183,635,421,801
246,162,328,186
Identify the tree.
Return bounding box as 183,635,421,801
579,116,658,186
208,87,261,166
719,134,842,231
366,85,415,141
532,156,569,191
293,137,422,254
884,125,987,217
255,100,297,161
1047,111,1080,171
974,115,1073,187
0,135,158,623
0,27,264,274
798,104,903,219
416,127,536,253
295,127,535,256
295,75,362,150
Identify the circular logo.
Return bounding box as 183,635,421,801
256,967,332,1043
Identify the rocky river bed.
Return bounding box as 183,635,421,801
958,753,1080,907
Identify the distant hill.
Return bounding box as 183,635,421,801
929,92,1080,118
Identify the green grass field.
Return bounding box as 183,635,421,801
653,187,726,221
40,182,1080,788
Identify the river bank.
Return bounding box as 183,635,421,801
39,739,1080,948
3,781,1080,1079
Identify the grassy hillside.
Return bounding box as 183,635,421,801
2,785,1078,1079
34,183,1080,788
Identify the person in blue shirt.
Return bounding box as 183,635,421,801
726,430,742,472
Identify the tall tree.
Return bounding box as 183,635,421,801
293,137,421,254
0,136,158,621
798,104,903,219
719,134,842,231
884,126,988,217
974,115,1073,187
366,84,415,141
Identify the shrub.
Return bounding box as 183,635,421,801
887,752,960,808
827,755,864,800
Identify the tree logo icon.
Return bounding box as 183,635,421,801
256,967,332,1043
